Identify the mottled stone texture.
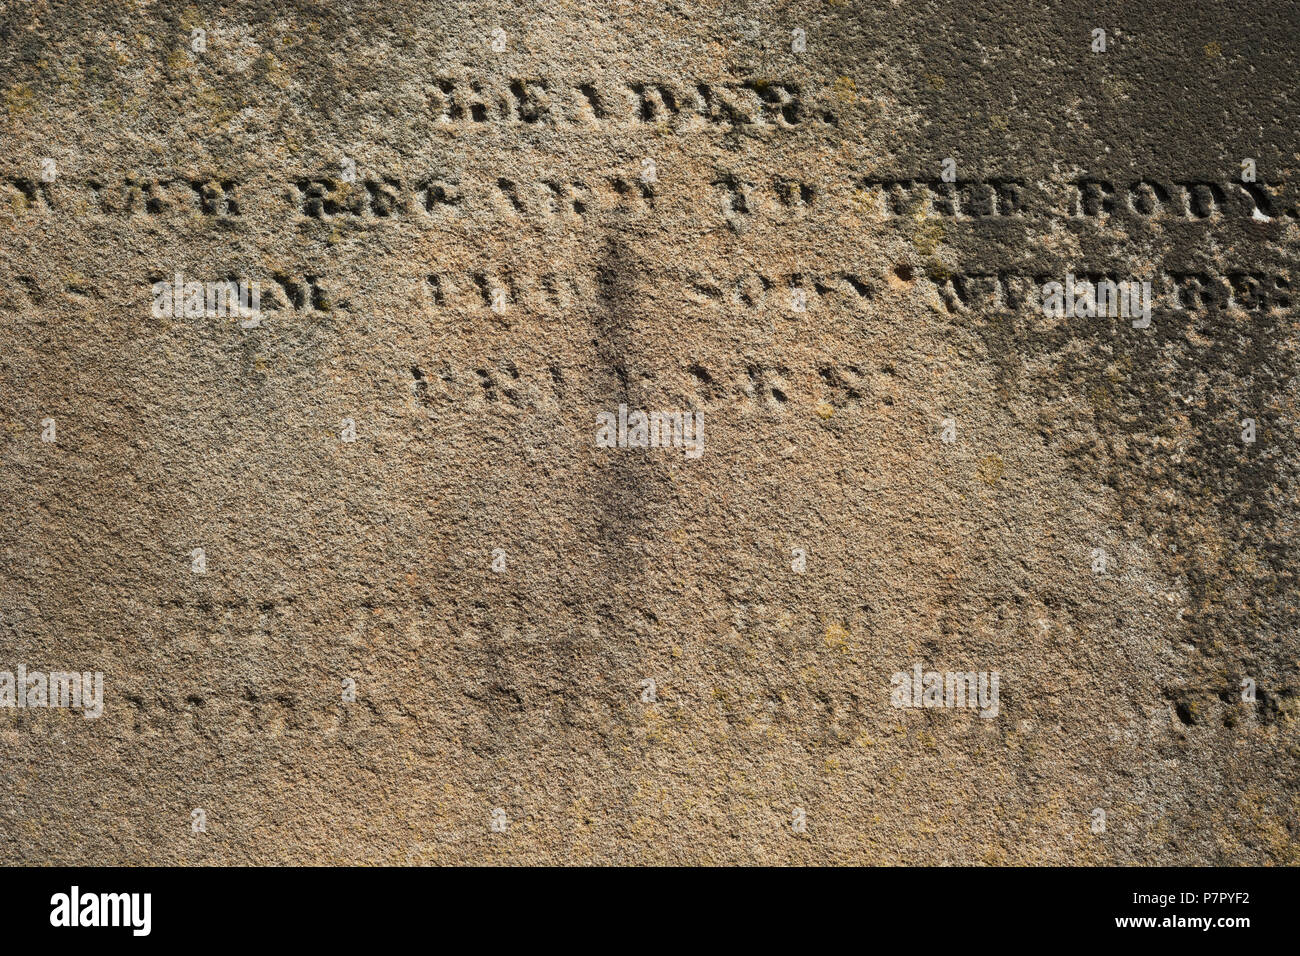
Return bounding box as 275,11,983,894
1,1,1297,864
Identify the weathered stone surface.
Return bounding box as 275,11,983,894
0,2,1297,864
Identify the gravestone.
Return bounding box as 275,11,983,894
0,2,1297,863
